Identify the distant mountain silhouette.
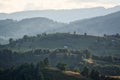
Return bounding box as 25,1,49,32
0,17,66,39
0,6,120,23
69,11,120,35
55,11,120,35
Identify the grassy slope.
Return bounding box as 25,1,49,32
42,67,91,80
1,33,120,56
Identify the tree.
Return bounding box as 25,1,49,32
23,35,29,39
42,32,47,36
90,69,100,80
104,34,107,37
74,67,80,73
9,38,14,44
74,31,76,35
0,67,4,75
108,56,114,62
100,75,106,80
56,62,67,71
37,34,41,37
115,33,119,38
83,49,92,59
81,67,89,77
34,49,42,55
36,61,46,70
43,58,49,67
84,33,87,36
35,58,50,72
36,72,44,80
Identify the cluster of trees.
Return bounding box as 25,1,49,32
0,48,120,76
0,48,92,68
56,62,68,71
8,32,88,44
81,67,120,80
104,33,120,38
8,33,74,44
93,55,120,63
0,57,119,80
0,58,50,80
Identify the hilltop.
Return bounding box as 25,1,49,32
0,17,66,39
1,33,120,56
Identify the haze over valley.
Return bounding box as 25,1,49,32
0,7,120,44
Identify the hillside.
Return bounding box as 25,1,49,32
55,11,120,35
42,68,89,80
0,48,120,77
1,33,120,56
0,18,66,39
0,57,91,80
0,6,120,23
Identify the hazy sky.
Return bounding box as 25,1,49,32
0,0,120,13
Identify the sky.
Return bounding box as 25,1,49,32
0,0,120,13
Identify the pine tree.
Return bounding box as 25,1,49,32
81,67,89,77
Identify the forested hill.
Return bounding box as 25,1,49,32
0,17,66,39
0,49,120,80
1,33,120,56
56,11,120,35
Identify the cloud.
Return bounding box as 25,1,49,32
69,0,120,3
24,3,36,10
0,0,119,13
68,0,119,7
68,0,99,2
0,0,26,13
